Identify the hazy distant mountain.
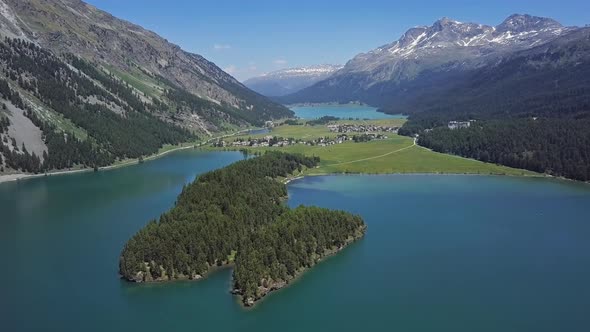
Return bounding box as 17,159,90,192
244,64,342,97
282,14,575,106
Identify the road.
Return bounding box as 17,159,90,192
327,137,417,167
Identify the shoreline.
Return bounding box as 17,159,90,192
286,101,369,108
282,171,590,188
3,139,586,187
0,127,263,185
205,140,590,185
122,262,235,285
235,226,366,308
0,145,196,184
121,231,366,310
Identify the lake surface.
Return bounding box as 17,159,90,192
1,151,590,331
291,104,405,120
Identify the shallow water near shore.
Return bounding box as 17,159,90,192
1,149,590,331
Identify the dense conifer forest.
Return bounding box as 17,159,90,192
399,114,590,182
306,116,340,126
415,119,590,181
119,152,366,306
0,38,194,173
234,206,365,303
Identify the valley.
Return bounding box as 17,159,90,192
1,1,589,331
0,0,290,178
206,109,538,178
276,15,590,182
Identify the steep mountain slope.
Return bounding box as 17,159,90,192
396,27,590,125
0,0,292,175
244,64,342,97
0,39,195,173
0,0,291,127
282,14,574,106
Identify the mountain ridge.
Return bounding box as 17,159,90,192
244,64,342,97
0,0,291,124
0,0,291,175
281,14,577,106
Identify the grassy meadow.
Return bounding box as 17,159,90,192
207,120,540,177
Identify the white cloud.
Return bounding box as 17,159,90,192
224,65,237,74
222,63,262,81
214,44,231,50
273,59,288,66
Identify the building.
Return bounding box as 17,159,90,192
448,121,472,130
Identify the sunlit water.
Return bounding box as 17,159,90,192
1,151,589,331
290,104,405,120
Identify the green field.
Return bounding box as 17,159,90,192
208,122,540,177
333,118,407,126
234,118,406,141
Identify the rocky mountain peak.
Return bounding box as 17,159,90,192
288,13,577,106
497,14,562,33
433,17,464,30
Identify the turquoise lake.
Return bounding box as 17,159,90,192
1,150,590,331
291,104,405,119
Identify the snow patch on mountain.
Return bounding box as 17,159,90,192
260,64,343,78
245,64,343,96
340,14,573,77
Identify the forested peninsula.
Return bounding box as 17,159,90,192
119,152,366,306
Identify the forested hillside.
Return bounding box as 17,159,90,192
395,28,590,181
417,119,590,181
0,0,293,175
1,0,292,126
0,38,193,172
119,152,366,306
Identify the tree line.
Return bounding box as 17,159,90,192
395,30,590,181
119,152,365,305
306,116,340,126
418,118,590,181
234,206,364,302
0,37,194,173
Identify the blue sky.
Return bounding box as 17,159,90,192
86,0,590,81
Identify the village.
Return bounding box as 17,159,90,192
213,132,391,149
210,121,401,149
327,123,400,134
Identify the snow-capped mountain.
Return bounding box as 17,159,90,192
244,64,342,97
283,14,576,105
343,15,566,75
